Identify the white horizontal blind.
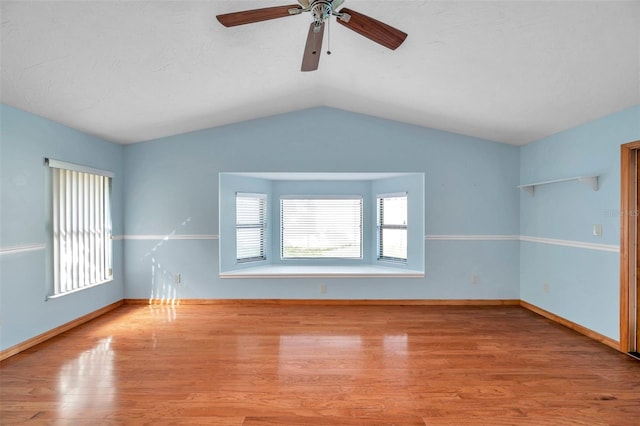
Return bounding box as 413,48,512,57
51,166,113,296
378,194,407,262
281,197,362,259
236,193,267,263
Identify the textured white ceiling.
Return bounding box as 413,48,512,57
1,1,639,145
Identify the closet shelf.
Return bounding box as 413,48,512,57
518,175,598,196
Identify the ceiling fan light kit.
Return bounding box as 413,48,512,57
216,0,407,72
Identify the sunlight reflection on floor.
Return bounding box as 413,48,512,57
57,337,114,416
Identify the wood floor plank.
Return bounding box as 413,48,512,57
243,416,425,425
1,304,639,424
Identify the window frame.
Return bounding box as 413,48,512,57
47,159,114,298
218,172,424,278
280,195,364,260
377,192,408,263
235,192,268,264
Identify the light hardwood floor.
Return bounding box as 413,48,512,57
1,304,639,425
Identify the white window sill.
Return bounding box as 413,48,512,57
220,265,424,279
46,279,113,300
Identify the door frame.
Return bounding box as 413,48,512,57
620,140,640,353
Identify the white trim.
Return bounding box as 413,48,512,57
46,158,114,178
280,194,363,200
0,243,46,255
114,234,219,240
236,192,266,199
425,235,519,241
220,265,424,279
424,234,619,253
46,279,112,300
377,192,408,198
520,235,619,253
114,234,618,252
222,272,425,279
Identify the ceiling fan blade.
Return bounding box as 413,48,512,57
301,22,325,72
336,8,407,50
217,5,302,27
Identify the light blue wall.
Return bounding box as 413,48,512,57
123,107,520,301
0,104,124,351
5,102,636,352
520,105,640,341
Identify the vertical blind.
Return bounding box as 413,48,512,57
236,193,267,263
49,160,113,296
280,197,363,259
378,193,408,262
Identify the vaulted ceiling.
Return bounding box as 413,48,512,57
1,1,639,145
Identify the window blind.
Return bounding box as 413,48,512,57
46,158,114,178
50,165,113,296
280,197,362,259
236,193,267,263
378,194,408,262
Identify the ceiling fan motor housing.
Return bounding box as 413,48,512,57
311,0,333,29
299,0,346,23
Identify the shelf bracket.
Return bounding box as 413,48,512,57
521,185,535,196
577,175,598,192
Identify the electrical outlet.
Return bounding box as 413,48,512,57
593,224,602,236
543,281,550,293
320,284,327,294
471,275,478,284
174,274,181,284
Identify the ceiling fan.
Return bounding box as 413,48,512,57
216,0,407,72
